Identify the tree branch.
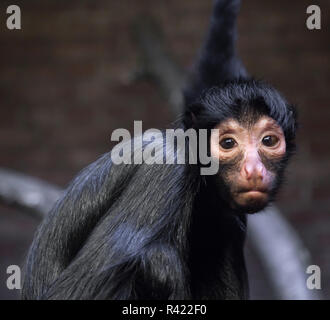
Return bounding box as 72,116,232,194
0,168,62,219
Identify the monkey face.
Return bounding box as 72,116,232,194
210,116,286,214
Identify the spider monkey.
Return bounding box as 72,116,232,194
22,0,297,300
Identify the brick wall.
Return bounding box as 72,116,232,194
0,0,329,298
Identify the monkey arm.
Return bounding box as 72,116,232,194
22,152,140,299
25,164,194,300
22,135,198,300
184,0,247,106
40,240,190,299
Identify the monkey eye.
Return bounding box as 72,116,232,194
220,137,237,149
262,135,279,147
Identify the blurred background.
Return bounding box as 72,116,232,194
0,0,329,300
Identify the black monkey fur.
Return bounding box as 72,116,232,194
22,0,297,300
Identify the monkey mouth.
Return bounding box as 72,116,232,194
237,186,268,194
242,190,268,204
233,186,269,207
244,190,266,195
231,187,270,214
240,190,268,203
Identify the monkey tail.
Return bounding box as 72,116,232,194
184,0,247,107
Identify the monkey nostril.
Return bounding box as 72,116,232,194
257,163,267,180
243,163,254,179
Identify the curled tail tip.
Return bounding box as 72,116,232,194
213,0,241,13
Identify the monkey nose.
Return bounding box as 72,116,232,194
243,161,265,181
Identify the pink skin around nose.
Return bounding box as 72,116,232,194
241,149,266,182
239,144,273,193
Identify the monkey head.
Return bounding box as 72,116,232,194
185,79,297,214
210,115,286,213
